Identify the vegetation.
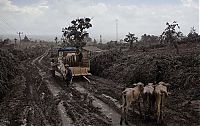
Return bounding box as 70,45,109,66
55,37,58,43
140,34,160,46
124,33,138,48
62,17,92,48
160,21,182,54
188,27,198,38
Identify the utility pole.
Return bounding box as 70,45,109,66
116,19,118,42
17,32,23,44
100,35,102,44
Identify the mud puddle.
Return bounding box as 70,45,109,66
44,78,74,126
74,84,135,126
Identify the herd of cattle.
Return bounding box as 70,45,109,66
120,81,171,125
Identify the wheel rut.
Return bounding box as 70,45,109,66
33,49,136,126
32,49,73,126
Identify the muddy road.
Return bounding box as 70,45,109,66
30,47,197,126
0,45,115,126
0,45,62,126
32,47,123,126
1,44,199,126
36,47,164,126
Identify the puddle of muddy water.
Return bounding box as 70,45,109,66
74,84,135,126
45,79,74,126
102,94,121,109
45,80,60,96
58,101,74,126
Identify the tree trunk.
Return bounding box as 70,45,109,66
173,41,179,54
129,41,133,48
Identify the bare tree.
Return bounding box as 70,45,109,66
124,33,138,48
161,21,181,54
62,17,92,48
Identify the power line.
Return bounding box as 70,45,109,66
1,17,17,32
0,23,10,35
100,35,102,43
0,20,11,33
0,21,15,34
0,17,17,34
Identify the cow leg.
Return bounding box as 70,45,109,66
120,106,125,125
125,111,129,125
124,104,129,125
160,95,163,122
156,94,161,123
161,94,165,122
143,94,148,120
147,93,150,117
157,105,160,123
120,93,126,125
120,106,129,125
150,94,155,114
138,100,142,118
120,115,123,125
125,119,129,125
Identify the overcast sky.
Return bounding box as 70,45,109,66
0,0,199,41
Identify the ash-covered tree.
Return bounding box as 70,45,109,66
55,37,58,43
62,17,92,48
140,34,160,46
124,33,138,48
188,27,198,38
93,39,97,45
161,21,182,54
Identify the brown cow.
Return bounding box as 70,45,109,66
120,82,144,125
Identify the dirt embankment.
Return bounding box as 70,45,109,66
0,44,61,126
90,43,200,125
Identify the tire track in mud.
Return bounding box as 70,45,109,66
29,49,59,126
73,80,139,126
37,49,137,126
23,54,51,126
74,84,125,126
32,49,74,126
33,48,138,126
